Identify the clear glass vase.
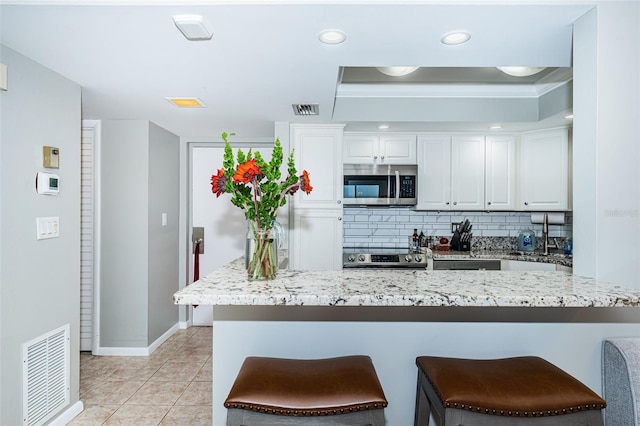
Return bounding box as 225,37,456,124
245,221,278,280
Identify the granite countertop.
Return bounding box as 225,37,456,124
430,249,573,267
174,258,640,308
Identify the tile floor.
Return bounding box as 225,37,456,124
69,326,213,425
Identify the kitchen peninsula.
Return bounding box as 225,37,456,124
174,258,640,425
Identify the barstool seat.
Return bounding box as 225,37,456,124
415,356,606,426
224,355,387,426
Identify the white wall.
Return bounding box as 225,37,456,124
0,45,81,425
573,2,640,288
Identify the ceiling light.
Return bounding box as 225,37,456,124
377,124,390,130
441,31,471,45
318,30,346,45
489,125,502,130
173,15,213,41
376,67,419,77
497,67,546,77
165,97,206,108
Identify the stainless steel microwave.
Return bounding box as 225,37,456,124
343,164,417,206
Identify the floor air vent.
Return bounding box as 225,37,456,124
292,103,319,116
22,324,70,426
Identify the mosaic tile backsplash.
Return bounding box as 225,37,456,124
342,208,573,249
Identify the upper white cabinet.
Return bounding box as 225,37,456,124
290,124,344,210
344,134,416,164
485,135,517,210
416,135,484,210
518,129,570,211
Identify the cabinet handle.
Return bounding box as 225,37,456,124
337,200,342,204
446,202,450,205
487,202,492,205
453,202,457,205
338,217,342,221
524,202,529,206
381,155,385,160
373,156,378,160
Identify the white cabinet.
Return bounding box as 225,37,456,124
485,135,516,210
289,124,344,270
518,129,570,211
416,135,484,210
344,134,416,164
290,124,344,210
290,210,343,270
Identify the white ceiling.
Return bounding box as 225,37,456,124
0,1,592,139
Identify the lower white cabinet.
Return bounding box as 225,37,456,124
289,210,343,270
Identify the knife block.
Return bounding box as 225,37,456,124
450,230,471,251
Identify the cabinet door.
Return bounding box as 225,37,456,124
343,134,377,164
416,135,451,210
290,209,343,270
379,135,417,164
291,125,344,209
519,129,569,211
485,135,516,210
451,136,485,210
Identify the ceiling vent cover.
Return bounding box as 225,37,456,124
292,104,319,116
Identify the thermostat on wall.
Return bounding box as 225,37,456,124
36,172,60,195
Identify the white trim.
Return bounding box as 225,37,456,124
48,401,84,426
94,322,180,356
179,320,192,329
48,401,83,426
82,119,102,355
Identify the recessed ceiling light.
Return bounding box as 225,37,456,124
441,31,471,45
173,15,213,41
318,29,346,45
489,125,502,130
564,114,574,120
165,97,206,108
497,67,546,77
376,67,419,77
377,124,390,130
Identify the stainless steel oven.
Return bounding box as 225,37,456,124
343,247,428,269
343,164,417,206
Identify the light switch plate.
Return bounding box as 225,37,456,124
0,63,7,91
36,217,60,240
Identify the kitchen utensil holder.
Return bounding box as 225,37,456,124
450,230,471,251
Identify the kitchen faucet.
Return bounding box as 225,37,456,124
542,213,560,255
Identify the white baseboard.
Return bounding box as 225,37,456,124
179,319,192,329
49,401,84,426
94,323,180,356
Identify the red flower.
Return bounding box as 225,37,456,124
299,170,313,194
210,169,227,197
233,159,262,184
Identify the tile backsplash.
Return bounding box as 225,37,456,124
343,208,572,248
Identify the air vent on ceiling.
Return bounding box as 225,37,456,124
292,104,319,116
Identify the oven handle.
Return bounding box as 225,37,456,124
395,170,400,203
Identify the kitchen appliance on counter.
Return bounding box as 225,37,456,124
343,164,417,206
343,246,428,269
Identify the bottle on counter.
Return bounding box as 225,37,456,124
419,230,425,247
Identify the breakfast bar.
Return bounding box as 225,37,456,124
174,258,640,425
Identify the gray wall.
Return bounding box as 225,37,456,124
100,120,150,347
147,122,179,344
0,45,81,424
100,120,179,348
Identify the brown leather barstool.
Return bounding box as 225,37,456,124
224,355,388,426
415,356,606,426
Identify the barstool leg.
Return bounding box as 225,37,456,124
414,372,431,426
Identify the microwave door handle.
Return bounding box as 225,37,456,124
395,171,400,203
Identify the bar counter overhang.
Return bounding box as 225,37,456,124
174,258,640,425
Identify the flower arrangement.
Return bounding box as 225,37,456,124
210,132,313,279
